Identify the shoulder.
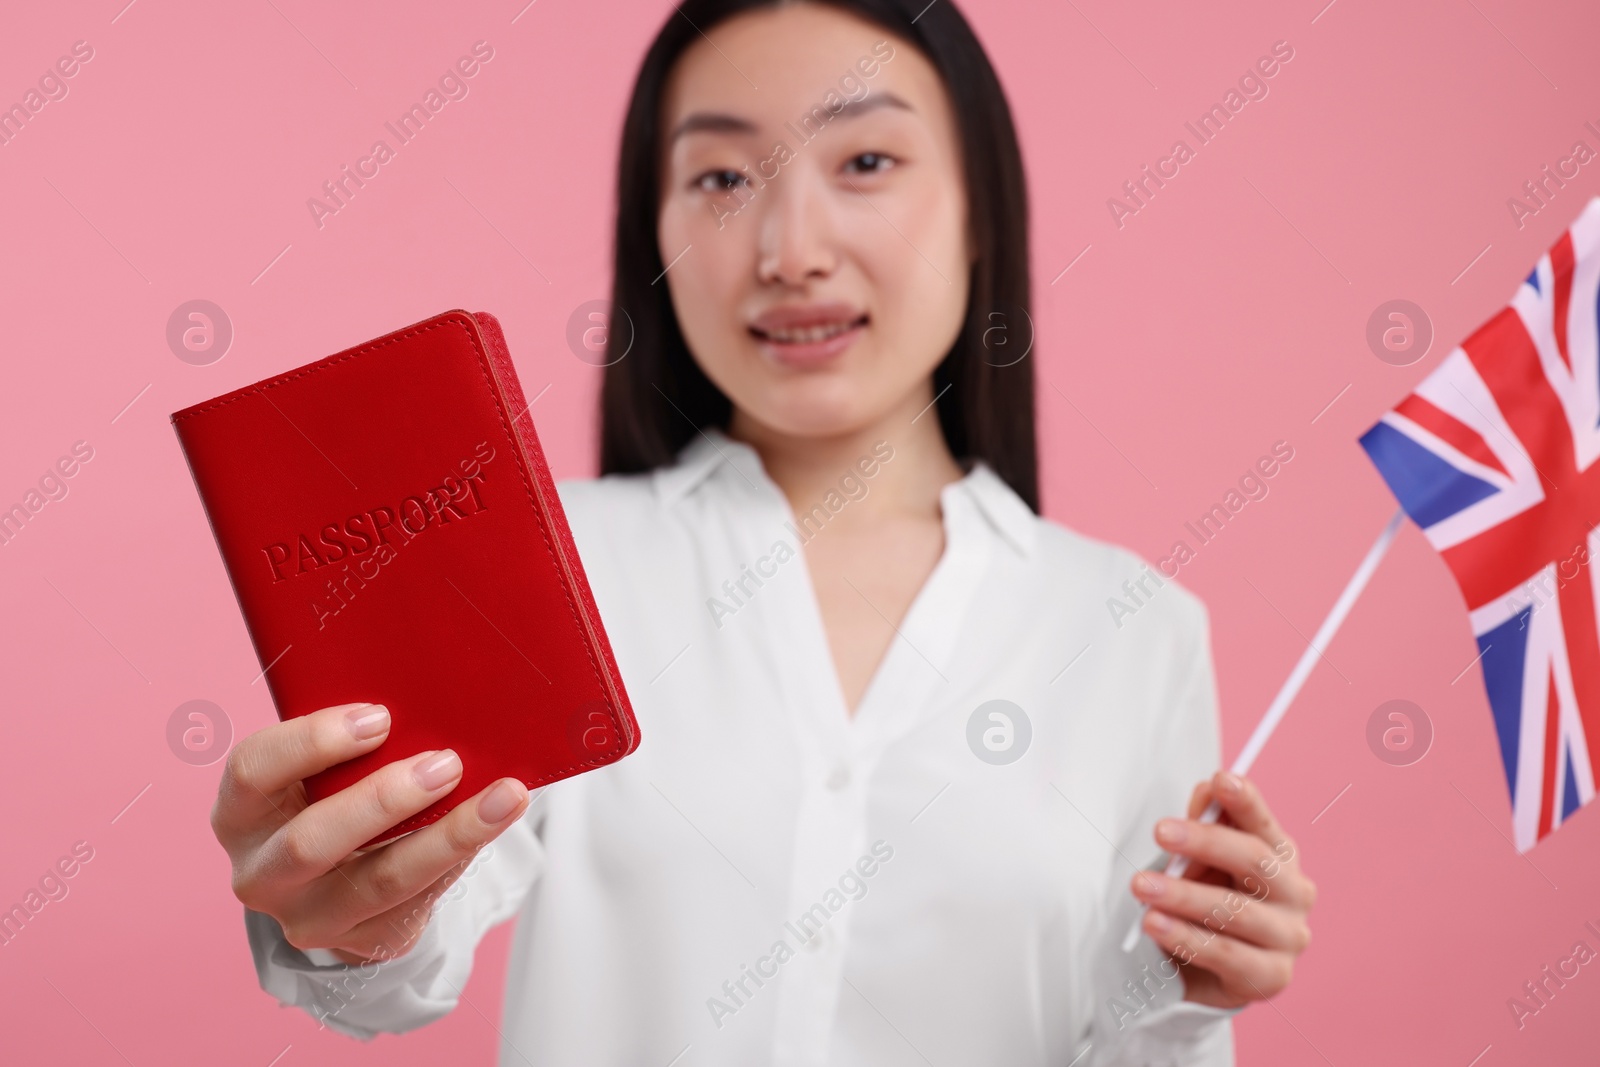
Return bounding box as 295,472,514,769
552,470,714,573
1023,514,1221,774
554,471,657,521
1028,512,1211,665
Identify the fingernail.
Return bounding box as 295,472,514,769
478,779,525,824
345,703,390,740
1135,872,1167,898
1146,911,1173,933
1157,819,1188,847
1219,772,1243,795
414,749,461,790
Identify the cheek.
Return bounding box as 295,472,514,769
865,150,962,257
660,194,756,295
657,189,703,246
658,201,751,365
902,171,967,254
856,179,968,365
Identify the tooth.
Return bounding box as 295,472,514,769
766,322,857,343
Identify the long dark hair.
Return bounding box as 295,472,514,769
598,0,1038,512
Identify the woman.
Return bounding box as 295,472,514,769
217,1,1315,1063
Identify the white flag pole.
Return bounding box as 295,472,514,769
1121,506,1406,953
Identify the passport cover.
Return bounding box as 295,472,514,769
171,310,639,849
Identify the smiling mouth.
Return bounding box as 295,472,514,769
749,314,869,344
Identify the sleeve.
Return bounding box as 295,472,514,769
1084,597,1242,1067
244,799,547,1041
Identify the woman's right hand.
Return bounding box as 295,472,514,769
210,701,530,966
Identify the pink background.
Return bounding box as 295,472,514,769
2,0,1597,1063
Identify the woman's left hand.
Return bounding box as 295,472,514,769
1128,771,1315,1010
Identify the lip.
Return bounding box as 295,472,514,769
748,302,868,369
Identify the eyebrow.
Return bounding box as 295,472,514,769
667,91,914,143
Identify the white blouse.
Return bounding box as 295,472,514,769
247,427,1239,1066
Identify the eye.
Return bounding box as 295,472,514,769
843,152,896,176
693,169,746,193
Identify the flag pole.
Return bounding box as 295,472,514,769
1121,506,1406,952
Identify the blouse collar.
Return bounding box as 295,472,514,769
654,426,1037,558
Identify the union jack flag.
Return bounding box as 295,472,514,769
1361,197,1600,851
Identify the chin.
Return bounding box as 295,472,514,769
739,378,882,441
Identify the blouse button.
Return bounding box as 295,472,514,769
825,764,851,791
801,925,834,952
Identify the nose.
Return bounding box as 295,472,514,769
756,165,838,287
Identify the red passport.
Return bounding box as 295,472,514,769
172,310,639,848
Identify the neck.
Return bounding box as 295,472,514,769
726,383,966,528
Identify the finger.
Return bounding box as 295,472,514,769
1155,818,1310,906
335,866,462,961
1172,778,1241,875
1131,871,1310,953
1141,909,1294,999
1186,779,1213,820
1164,783,1218,883
318,776,530,929
282,863,463,961
255,749,466,885
214,703,392,837
1176,780,1220,882
1210,773,1296,859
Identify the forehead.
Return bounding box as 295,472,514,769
659,3,942,132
